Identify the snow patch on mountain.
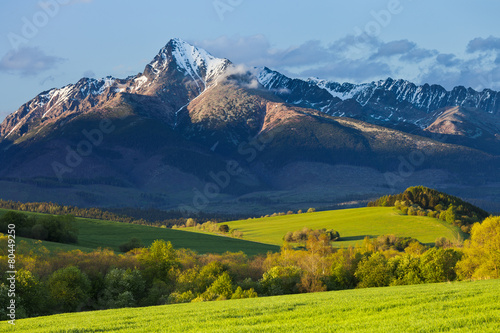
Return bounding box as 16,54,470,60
148,38,230,88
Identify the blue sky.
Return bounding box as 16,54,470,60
1,0,500,121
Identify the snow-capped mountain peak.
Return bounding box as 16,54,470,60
146,38,231,87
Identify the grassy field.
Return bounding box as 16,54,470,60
7,279,500,332
213,207,463,247
1,206,461,255
0,209,279,256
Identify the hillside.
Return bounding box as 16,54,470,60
8,279,500,332
0,209,278,256
368,186,490,232
187,207,463,246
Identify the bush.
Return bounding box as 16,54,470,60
119,238,144,253
219,224,230,233
231,286,257,299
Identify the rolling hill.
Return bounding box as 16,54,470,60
0,209,278,256
186,207,463,247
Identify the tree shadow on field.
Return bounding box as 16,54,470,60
339,235,375,242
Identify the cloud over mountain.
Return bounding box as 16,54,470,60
196,34,500,91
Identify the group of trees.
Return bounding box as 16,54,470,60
173,219,243,238
368,186,490,231
0,211,78,244
1,215,498,319
283,227,340,244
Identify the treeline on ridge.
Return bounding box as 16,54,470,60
0,199,248,228
368,186,489,232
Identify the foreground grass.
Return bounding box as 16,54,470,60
7,279,500,332
218,207,462,247
0,209,279,256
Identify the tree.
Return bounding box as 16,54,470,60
445,205,456,224
307,208,316,213
195,261,227,293
327,248,361,290
48,266,91,312
100,268,145,308
260,266,302,295
185,218,196,227
354,253,392,288
457,216,500,280
140,240,179,283
390,254,423,286
16,269,47,317
218,224,230,233
420,248,462,283
283,231,294,242
197,272,234,301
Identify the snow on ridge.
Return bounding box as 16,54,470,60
147,38,229,86
170,38,228,86
257,68,277,87
316,80,370,100
96,77,116,95
133,75,148,90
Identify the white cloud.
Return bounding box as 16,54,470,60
196,34,500,90
0,47,65,76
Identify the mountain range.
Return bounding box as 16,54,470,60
0,39,498,214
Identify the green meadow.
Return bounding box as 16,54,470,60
8,279,500,332
2,206,462,255
0,209,279,256
206,207,462,247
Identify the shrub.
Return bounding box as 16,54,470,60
119,238,144,253
219,224,230,233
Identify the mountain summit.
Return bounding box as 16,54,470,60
0,39,231,140
0,39,498,214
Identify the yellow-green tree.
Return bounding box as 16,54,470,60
457,216,500,280
140,240,179,283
